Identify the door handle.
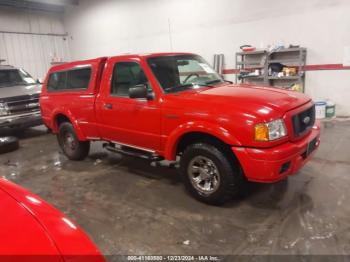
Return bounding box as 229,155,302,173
104,103,113,110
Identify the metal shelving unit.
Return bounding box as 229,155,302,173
235,47,307,92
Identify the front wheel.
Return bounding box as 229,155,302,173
180,142,244,205
57,122,90,161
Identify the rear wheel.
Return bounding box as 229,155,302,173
57,122,90,161
180,142,244,205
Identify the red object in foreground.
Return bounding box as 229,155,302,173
40,53,320,204
0,178,105,262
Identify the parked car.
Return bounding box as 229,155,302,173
40,53,321,205
0,177,105,261
0,65,42,129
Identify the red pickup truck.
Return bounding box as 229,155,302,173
40,53,320,205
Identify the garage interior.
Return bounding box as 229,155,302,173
1,0,350,260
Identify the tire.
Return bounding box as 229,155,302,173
57,122,90,161
180,142,244,205
0,136,19,154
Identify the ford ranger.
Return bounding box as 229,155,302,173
0,64,42,129
40,53,320,205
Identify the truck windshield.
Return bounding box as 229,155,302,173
0,69,36,88
147,54,223,93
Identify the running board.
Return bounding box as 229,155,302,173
103,143,164,161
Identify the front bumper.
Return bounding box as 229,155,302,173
232,123,321,183
0,111,43,128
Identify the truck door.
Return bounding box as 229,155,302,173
95,57,161,152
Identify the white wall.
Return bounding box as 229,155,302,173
64,0,350,116
0,7,70,79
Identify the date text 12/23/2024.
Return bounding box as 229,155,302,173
127,255,220,261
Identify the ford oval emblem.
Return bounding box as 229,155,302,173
303,116,311,125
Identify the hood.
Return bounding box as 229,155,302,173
0,84,42,100
198,84,310,112
174,83,311,120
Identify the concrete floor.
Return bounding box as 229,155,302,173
0,120,350,256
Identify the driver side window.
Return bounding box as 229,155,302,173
111,62,152,97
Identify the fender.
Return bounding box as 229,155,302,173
164,121,242,160
51,108,87,141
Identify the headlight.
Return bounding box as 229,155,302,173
0,103,9,116
255,119,287,141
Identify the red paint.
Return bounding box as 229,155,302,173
0,178,105,261
40,53,320,183
233,121,320,182
223,69,240,74
223,63,350,75
303,63,350,71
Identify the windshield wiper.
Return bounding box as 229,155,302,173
165,83,214,93
205,79,233,85
205,79,223,85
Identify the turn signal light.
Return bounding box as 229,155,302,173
255,124,269,141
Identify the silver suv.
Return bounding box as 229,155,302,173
0,65,42,129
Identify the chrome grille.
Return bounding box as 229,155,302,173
3,94,40,115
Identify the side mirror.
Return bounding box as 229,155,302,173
129,84,149,99
37,78,43,84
